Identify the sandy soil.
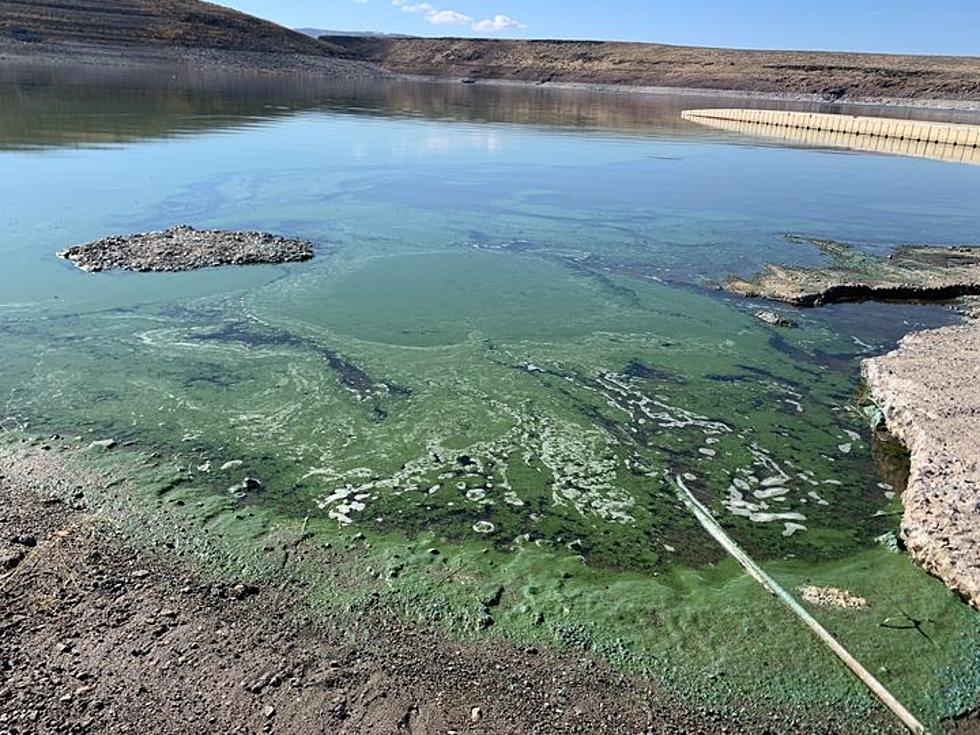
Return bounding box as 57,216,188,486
0,37,383,78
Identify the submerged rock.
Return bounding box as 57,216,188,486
798,585,868,609
229,582,260,600
754,310,797,328
727,236,980,306
58,225,314,273
228,476,264,498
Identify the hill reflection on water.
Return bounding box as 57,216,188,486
5,63,980,152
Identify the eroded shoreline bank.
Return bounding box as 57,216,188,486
729,237,980,608
394,74,980,115
326,35,980,114
862,321,980,609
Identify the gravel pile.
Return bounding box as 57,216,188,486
58,225,314,273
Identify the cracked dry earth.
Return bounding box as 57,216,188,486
0,441,863,735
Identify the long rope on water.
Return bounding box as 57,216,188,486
673,475,927,735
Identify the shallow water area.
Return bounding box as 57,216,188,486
2,68,979,727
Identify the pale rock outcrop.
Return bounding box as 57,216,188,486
862,323,980,608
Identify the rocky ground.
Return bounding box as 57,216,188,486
725,238,980,306
862,321,980,611
0,438,881,734
0,0,334,56
0,38,385,77
58,225,315,273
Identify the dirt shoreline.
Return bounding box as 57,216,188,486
395,73,980,114
0,38,384,79
1,437,883,734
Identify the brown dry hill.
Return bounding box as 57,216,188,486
0,0,387,77
327,36,980,102
0,0,337,54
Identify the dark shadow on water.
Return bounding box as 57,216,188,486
190,320,410,400
871,427,912,498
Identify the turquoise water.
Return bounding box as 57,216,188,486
1,73,978,723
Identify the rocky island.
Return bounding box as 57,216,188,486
58,225,315,273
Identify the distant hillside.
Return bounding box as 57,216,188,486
0,0,340,54
326,36,980,103
296,28,410,40
0,0,388,78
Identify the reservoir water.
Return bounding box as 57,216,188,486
1,71,978,727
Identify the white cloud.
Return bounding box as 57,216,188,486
393,0,433,12
392,0,524,32
428,9,473,26
471,14,525,32
393,1,434,12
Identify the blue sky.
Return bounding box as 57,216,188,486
217,1,979,55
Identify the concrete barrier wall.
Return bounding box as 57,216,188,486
681,109,980,166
